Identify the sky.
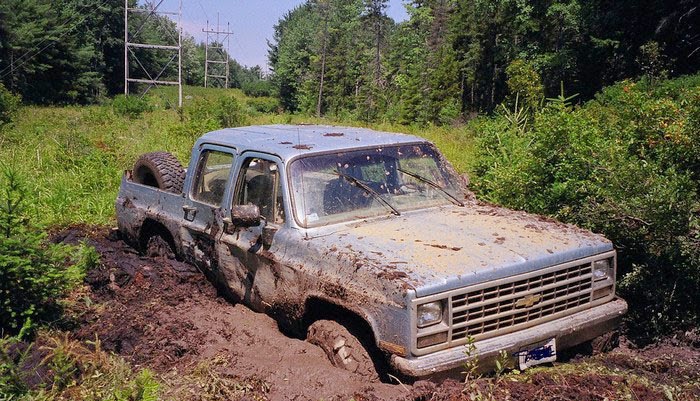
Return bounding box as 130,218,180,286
158,0,409,71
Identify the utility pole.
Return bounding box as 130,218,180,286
124,0,183,108
203,13,233,88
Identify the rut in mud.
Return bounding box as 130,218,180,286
54,227,700,401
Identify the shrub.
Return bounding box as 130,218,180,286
112,95,153,118
0,83,21,127
216,95,246,127
241,80,275,98
470,74,700,343
505,59,544,109
246,97,280,114
186,95,247,132
0,169,89,334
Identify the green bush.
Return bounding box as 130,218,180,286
505,59,544,109
246,97,280,114
112,95,153,118
216,95,246,127
0,169,90,334
0,83,21,127
241,80,275,98
186,95,247,132
470,74,700,343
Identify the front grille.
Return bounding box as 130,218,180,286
413,257,602,355
450,263,592,341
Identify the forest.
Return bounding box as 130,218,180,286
0,0,268,105
269,0,699,122
0,1,700,400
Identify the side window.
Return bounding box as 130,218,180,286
236,158,285,224
192,150,234,205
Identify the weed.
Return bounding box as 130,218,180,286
164,354,270,401
112,95,154,118
0,83,20,127
0,335,31,399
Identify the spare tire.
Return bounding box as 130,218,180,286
132,151,185,193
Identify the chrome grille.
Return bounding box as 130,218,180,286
450,263,592,341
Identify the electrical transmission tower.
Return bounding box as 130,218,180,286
203,14,234,88
124,0,182,107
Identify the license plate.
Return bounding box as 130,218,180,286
517,338,557,370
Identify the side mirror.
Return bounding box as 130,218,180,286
230,204,261,227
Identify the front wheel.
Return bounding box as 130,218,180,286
306,319,378,381
589,330,620,354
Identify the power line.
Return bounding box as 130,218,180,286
125,0,183,107
203,13,233,88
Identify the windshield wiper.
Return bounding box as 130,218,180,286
333,170,401,216
397,168,465,207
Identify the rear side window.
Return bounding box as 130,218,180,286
235,157,285,225
192,150,234,205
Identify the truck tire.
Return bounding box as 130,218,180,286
145,233,176,259
589,330,620,354
307,319,379,381
132,152,185,194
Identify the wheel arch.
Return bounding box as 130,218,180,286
302,296,383,352
138,218,178,255
302,296,392,377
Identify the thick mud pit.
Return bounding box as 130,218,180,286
56,227,700,401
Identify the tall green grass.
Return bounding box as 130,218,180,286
0,86,474,227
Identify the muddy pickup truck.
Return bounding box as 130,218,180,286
116,124,627,379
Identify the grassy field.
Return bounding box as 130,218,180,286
3,84,700,401
0,86,474,227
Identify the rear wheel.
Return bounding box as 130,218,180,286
132,151,185,194
307,319,379,381
145,233,176,259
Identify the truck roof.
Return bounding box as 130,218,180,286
196,124,427,161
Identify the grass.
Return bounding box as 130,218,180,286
0,86,475,227
0,85,476,400
0,331,161,401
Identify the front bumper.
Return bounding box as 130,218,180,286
391,297,628,378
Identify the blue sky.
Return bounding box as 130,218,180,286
168,0,409,71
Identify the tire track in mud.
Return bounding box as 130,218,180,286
54,226,700,401
59,226,403,401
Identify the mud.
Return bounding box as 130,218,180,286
52,226,700,401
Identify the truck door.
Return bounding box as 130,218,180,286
218,154,288,310
181,145,236,271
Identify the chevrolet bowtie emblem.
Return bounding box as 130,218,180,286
515,294,543,308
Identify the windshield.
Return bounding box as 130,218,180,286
289,143,462,227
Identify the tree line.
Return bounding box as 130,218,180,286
0,0,267,105
269,0,699,123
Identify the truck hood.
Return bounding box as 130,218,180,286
308,203,612,298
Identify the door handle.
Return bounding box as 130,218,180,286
183,205,197,221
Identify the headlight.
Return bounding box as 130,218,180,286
593,258,613,281
417,301,443,328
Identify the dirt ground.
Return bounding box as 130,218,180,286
53,226,700,401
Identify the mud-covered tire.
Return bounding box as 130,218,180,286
145,234,176,259
307,319,378,381
590,330,620,354
132,151,185,193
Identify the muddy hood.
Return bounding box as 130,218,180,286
309,204,613,298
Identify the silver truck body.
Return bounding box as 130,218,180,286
116,124,627,377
